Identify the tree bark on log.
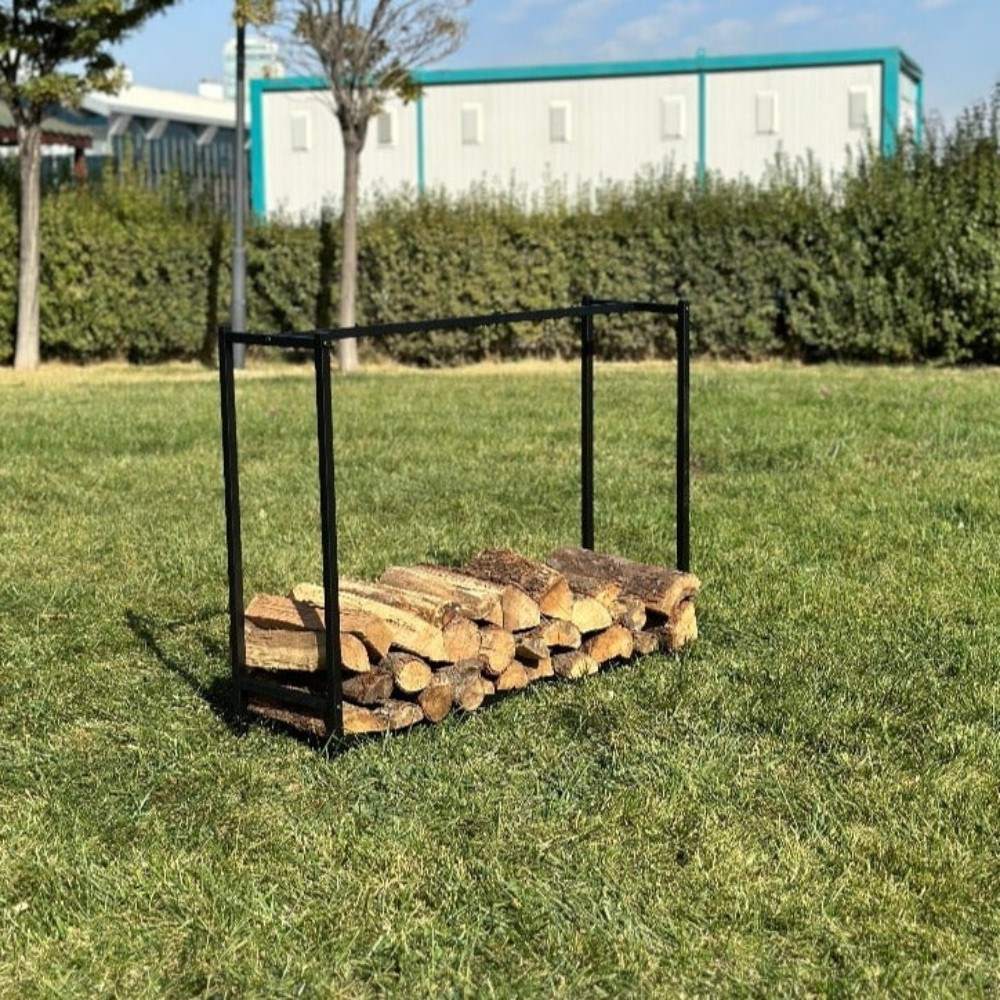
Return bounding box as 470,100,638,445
342,667,394,705
437,659,489,711
611,597,647,631
631,630,661,656
244,623,369,673
547,548,700,616
464,549,573,621
249,593,392,659
582,624,635,664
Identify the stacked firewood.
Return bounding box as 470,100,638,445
245,548,701,739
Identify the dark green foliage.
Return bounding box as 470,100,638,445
2,86,1000,366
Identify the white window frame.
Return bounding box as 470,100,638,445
549,100,572,144
848,86,873,131
290,111,311,152
460,102,484,146
661,95,686,140
755,91,779,136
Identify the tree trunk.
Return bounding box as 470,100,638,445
337,131,361,374
14,123,42,371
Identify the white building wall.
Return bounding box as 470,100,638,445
262,89,417,218
705,63,883,181
259,59,912,216
422,74,700,198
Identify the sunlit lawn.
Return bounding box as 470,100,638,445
1,360,998,996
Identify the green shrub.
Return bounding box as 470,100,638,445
2,85,999,366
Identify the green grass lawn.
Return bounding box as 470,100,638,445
1,360,998,997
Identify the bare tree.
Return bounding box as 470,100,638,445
287,0,469,372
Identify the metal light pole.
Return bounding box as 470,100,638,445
230,21,248,369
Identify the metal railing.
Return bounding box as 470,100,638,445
218,298,691,739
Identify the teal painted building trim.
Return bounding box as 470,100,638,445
249,48,923,212
250,77,266,217
881,49,901,157
697,70,706,186
416,94,426,194
414,48,919,86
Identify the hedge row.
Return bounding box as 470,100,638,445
2,87,999,366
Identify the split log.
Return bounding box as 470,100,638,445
342,668,394,706
293,583,448,661
514,633,549,662
523,619,582,651
569,597,612,634
552,651,598,680
464,549,573,621
437,659,489,712
417,674,454,723
522,657,554,683
248,697,423,737
244,623,369,673
347,699,424,733
381,652,433,694
582,624,635,664
443,616,481,662
648,601,699,652
631,630,660,656
611,597,647,631
494,661,529,692
248,593,392,659
546,548,701,616
478,625,515,678
378,565,506,627
340,578,463,627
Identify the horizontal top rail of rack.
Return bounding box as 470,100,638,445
229,300,682,349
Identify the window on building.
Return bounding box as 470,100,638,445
661,95,685,139
755,92,779,135
290,111,311,151
461,103,483,145
376,109,395,146
848,86,873,130
549,101,572,143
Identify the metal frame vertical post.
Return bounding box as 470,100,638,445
676,300,691,572
218,326,247,720
580,296,595,550
231,22,247,370
314,340,344,739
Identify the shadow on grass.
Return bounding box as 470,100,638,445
124,607,362,757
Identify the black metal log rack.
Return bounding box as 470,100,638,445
218,299,691,739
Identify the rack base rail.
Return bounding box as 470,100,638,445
219,298,691,740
